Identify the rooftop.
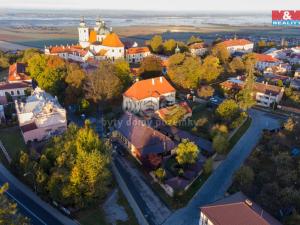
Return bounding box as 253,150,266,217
127,47,150,54
8,63,32,83
102,32,124,48
254,53,280,62
0,81,30,91
220,39,253,47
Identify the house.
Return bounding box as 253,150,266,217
126,47,151,63
188,42,208,56
123,76,176,114
218,39,254,54
15,88,67,143
112,112,176,167
8,63,32,83
263,63,291,75
200,192,282,225
155,102,192,125
220,78,284,107
254,53,281,71
0,82,31,104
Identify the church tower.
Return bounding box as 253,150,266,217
78,17,90,48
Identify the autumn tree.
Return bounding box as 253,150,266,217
216,99,239,120
197,85,215,99
84,61,122,103
176,139,199,165
212,43,230,64
20,48,41,63
187,36,203,45
234,166,254,191
168,54,202,89
0,50,10,69
229,57,245,74
139,56,162,79
149,35,163,53
154,168,166,182
212,134,229,154
0,183,30,224
113,59,132,90
200,55,223,82
163,39,177,55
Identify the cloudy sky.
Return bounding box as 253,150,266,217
0,0,299,11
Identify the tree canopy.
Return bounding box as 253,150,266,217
176,139,199,165
211,43,230,65
216,99,239,120
200,55,223,82
149,35,163,53
187,36,203,45
139,56,163,79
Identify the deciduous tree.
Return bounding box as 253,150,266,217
149,35,163,53
176,139,199,165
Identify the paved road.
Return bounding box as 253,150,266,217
163,109,286,225
0,164,77,225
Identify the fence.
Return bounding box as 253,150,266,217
0,140,12,164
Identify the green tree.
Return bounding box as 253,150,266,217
187,36,203,45
113,59,132,90
20,48,40,63
203,158,213,175
0,183,30,225
200,56,223,82
84,61,122,103
176,139,199,165
212,43,230,64
197,85,215,99
212,134,229,154
229,57,245,74
154,168,166,182
163,39,177,55
139,56,163,79
216,99,239,120
234,166,254,191
0,51,9,69
149,35,163,53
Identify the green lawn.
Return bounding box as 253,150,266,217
228,117,252,150
76,206,108,225
0,126,26,161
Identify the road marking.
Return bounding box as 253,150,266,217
5,191,48,225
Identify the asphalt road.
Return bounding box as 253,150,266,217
0,164,77,225
163,109,286,225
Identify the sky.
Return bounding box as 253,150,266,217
0,0,299,11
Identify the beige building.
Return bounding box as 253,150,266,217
15,88,67,143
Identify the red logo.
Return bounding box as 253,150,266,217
272,10,300,20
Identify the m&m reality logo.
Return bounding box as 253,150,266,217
272,10,300,26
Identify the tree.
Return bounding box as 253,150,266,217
197,85,215,99
20,48,40,63
0,183,30,224
113,59,132,90
27,54,67,97
0,50,9,69
84,61,122,103
284,117,296,132
216,99,239,120
176,139,199,165
200,56,223,82
187,36,203,45
163,39,177,55
203,158,213,175
149,35,163,53
229,57,245,74
212,134,229,154
210,124,228,137
154,168,166,182
212,43,230,64
257,40,267,51
139,56,163,79
168,54,202,89
234,166,254,191
285,213,300,225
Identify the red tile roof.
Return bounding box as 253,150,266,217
220,39,253,47
102,32,124,48
123,76,175,100
8,63,31,83
201,192,282,225
254,53,280,62
127,47,150,55
48,45,88,57
0,82,30,91
189,42,207,49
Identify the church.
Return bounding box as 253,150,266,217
45,17,125,62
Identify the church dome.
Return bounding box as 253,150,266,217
102,32,124,48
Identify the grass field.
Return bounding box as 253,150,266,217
228,117,252,150
0,126,26,161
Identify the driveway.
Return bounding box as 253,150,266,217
163,109,285,225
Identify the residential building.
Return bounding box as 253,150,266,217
112,112,175,167
254,53,281,71
189,42,208,56
8,63,32,84
15,88,67,143
155,102,192,124
0,82,31,104
200,192,282,225
219,39,254,54
220,78,284,107
263,63,291,75
126,47,151,63
123,76,176,114
290,78,300,90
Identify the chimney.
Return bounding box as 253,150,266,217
245,199,253,207
160,76,163,83
152,78,155,85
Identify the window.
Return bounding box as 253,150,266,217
119,49,121,53
112,49,114,53
17,90,20,95
11,91,14,95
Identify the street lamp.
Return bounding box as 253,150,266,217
24,172,37,193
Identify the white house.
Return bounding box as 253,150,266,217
15,88,67,143
0,82,31,105
188,42,208,56
254,53,281,71
122,76,176,114
219,39,254,54
126,47,151,63
254,82,284,107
